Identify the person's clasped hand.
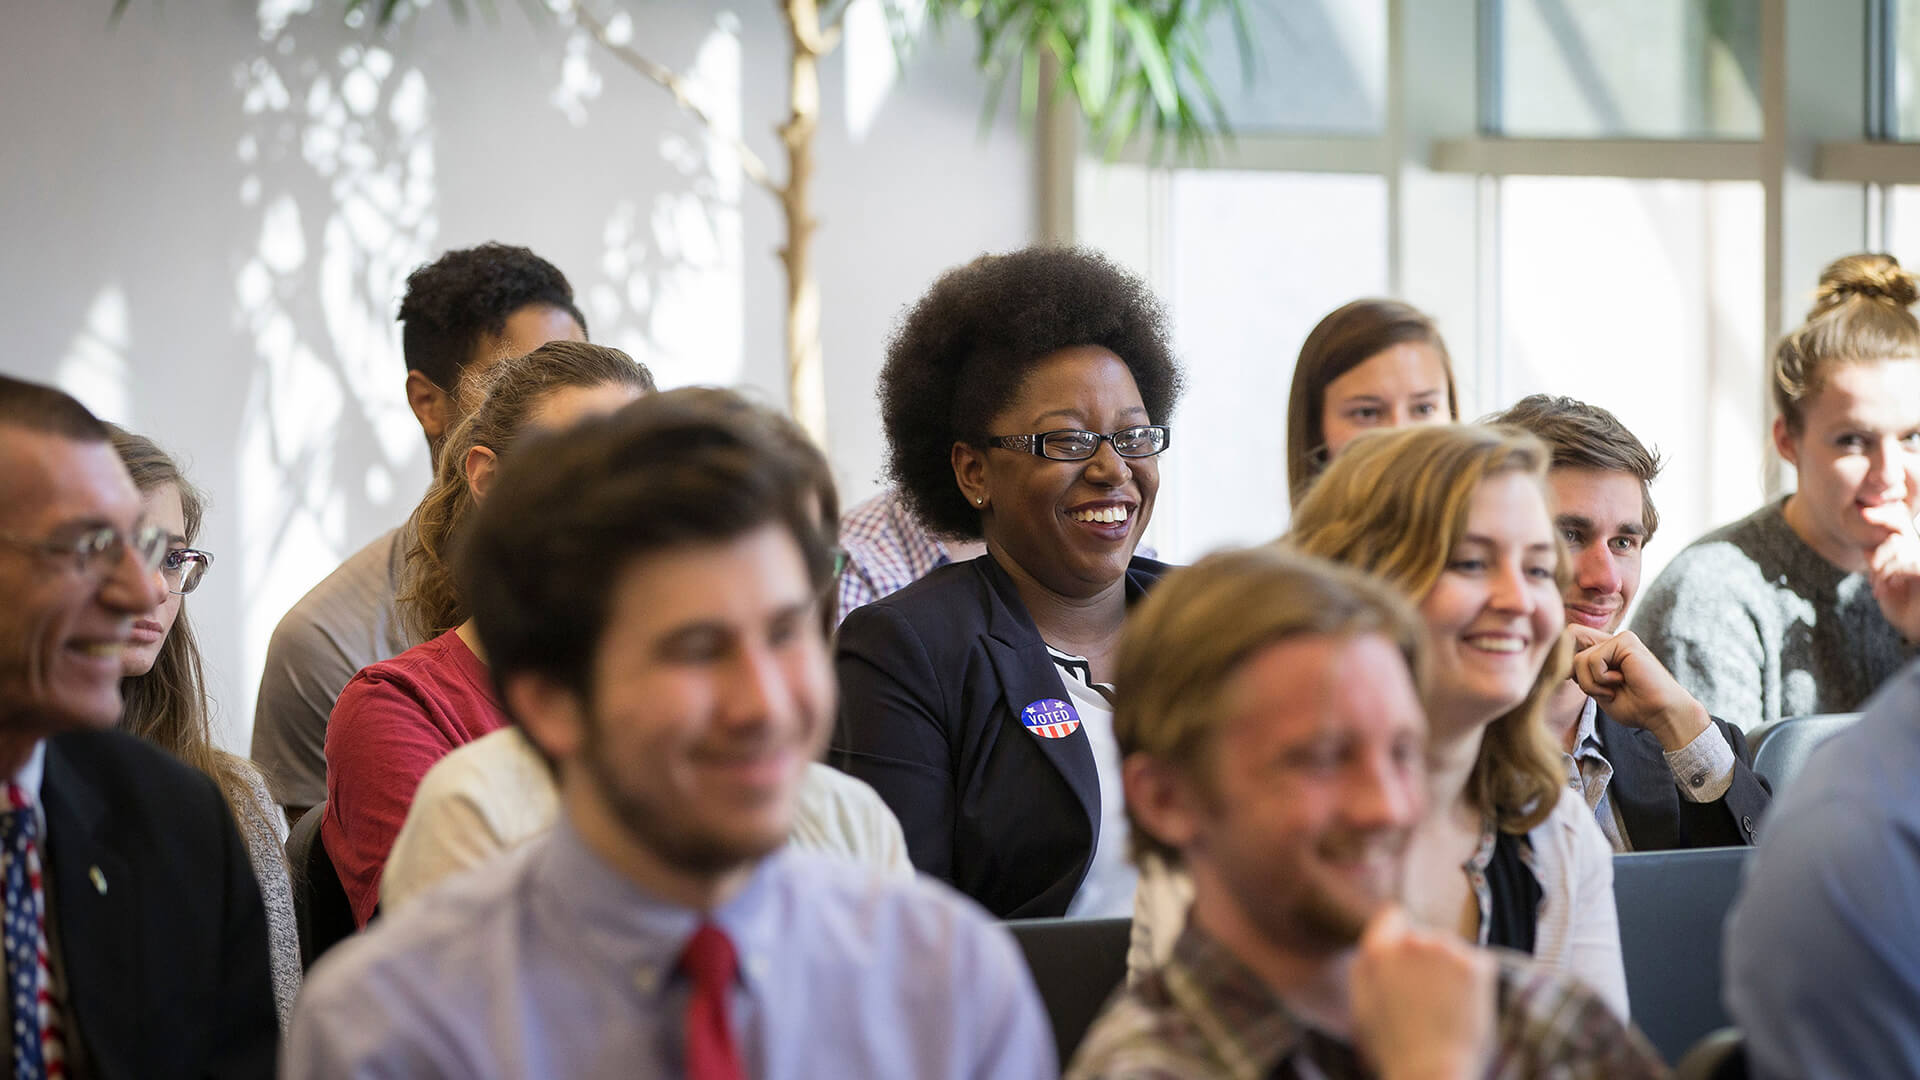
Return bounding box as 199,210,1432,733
1566,624,1711,752
1350,906,1496,1080
1869,521,1920,644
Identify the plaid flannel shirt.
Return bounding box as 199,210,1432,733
835,489,953,626
1068,922,1666,1080
835,487,1159,626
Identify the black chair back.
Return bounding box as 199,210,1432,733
1673,1028,1747,1080
1748,713,1860,796
1612,846,1752,1064
285,801,359,970
1004,917,1131,1068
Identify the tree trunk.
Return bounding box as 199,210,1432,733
779,0,826,446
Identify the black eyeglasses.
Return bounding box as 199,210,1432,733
161,548,214,596
0,523,170,579
984,425,1171,462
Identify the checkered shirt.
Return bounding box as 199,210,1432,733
1067,922,1664,1080
834,487,1159,626
834,489,953,626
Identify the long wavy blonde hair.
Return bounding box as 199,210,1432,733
1286,423,1569,834
398,341,654,642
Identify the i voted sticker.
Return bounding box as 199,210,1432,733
1022,698,1082,740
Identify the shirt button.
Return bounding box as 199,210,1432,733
1689,772,1706,788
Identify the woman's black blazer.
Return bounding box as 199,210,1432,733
831,552,1170,918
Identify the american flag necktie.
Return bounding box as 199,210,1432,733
2,784,62,1080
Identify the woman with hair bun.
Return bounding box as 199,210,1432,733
1633,253,1920,729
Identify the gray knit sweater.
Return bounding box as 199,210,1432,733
228,763,300,1029
1631,498,1917,731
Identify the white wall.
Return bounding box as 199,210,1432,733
0,0,1033,752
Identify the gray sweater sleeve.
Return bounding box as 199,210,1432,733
227,763,302,1030
1631,544,1775,731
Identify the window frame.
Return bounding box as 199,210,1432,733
1043,0,1920,508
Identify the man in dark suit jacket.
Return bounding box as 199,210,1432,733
1489,394,1770,850
0,375,277,1077
1589,703,1767,847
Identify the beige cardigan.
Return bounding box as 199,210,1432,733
381,729,914,913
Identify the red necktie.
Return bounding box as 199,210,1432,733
678,923,744,1080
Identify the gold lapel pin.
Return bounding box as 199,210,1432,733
88,867,106,896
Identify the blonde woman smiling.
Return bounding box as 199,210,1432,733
1132,425,1627,1019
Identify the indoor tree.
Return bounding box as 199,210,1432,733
121,0,1253,443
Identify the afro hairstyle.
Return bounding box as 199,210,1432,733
396,242,588,393
879,246,1183,539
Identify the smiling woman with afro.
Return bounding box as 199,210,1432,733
878,246,1183,539
833,245,1185,920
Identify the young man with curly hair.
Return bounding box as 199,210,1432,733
251,243,588,818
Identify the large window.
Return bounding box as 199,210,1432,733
1489,0,1761,139
1067,0,1911,570
1194,0,1386,134
1888,184,1920,258
1888,0,1920,137
1155,171,1386,555
1497,176,1764,584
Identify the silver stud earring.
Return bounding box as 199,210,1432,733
976,496,985,506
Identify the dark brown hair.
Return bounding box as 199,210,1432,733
0,375,108,442
1485,394,1664,538
652,387,840,530
1287,299,1459,507
398,341,655,641
1773,253,1920,434
396,242,587,394
878,246,1184,538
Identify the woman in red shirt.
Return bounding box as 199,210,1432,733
323,341,654,924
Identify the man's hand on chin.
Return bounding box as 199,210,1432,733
1566,625,1711,752
1350,906,1496,1080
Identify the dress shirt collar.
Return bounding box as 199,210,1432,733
1574,696,1603,756
8,740,46,810
528,816,787,998
1464,814,1498,947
